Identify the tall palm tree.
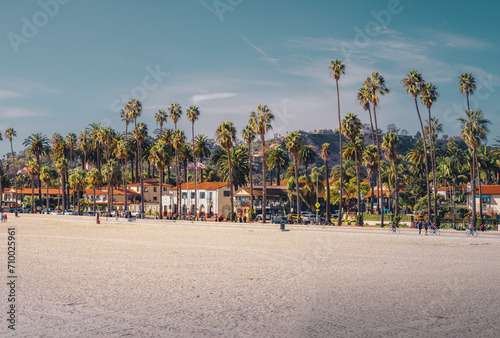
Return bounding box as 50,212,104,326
126,99,142,181
364,72,389,225
172,129,186,216
86,168,103,215
249,104,274,223
69,168,86,215
266,145,289,186
115,138,129,211
187,105,200,217
27,159,40,213
104,159,121,213
40,166,56,213
5,128,18,211
101,127,116,212
421,82,439,219
285,132,302,221
155,109,168,136
215,121,237,221
362,145,378,214
120,108,133,182
23,133,49,212
330,59,345,226
458,109,490,226
133,122,148,217
342,112,364,216
381,132,400,215
66,133,77,170
242,125,256,209
150,140,171,219
215,146,250,193
403,70,431,220
319,143,331,222
56,158,68,212
168,103,182,130
298,145,317,176
357,86,375,144
78,129,91,171
459,72,476,111
193,134,211,183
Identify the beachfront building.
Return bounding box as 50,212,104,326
163,182,230,218
234,185,290,217
126,179,172,214
2,187,74,209
82,187,141,212
466,184,500,219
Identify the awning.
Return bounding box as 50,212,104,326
475,195,489,198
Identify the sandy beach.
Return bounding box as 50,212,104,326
1,215,500,337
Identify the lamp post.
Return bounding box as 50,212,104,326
452,194,456,229
360,193,365,227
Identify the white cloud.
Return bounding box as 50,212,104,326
0,90,22,101
0,106,46,118
191,92,238,105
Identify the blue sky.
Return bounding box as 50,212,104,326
0,0,499,157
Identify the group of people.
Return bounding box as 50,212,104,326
1,213,7,222
412,220,437,235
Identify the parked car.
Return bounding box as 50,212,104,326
301,213,317,224
271,216,289,224
255,213,272,221
64,210,77,215
83,211,94,216
50,210,63,215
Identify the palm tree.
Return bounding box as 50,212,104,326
5,128,18,211
285,132,302,221
155,109,168,136
342,112,364,216
249,104,274,223
150,140,171,219
357,86,375,144
298,145,317,176
421,82,439,219
66,133,77,170
362,145,378,214
78,129,91,171
381,132,400,215
266,145,289,186
86,168,103,215
115,138,129,211
364,72,389,225
187,105,200,217
215,121,237,221
215,146,250,192
27,159,40,213
104,159,121,213
459,72,476,111
330,59,345,226
23,133,49,212
319,143,331,222
403,70,431,220
133,122,148,217
193,134,211,183
172,129,186,216
69,168,86,215
56,158,68,212
100,127,116,212
40,166,56,213
458,109,490,226
168,103,182,130
126,99,142,181
242,125,256,210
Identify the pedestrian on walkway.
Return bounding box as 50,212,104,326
418,220,422,235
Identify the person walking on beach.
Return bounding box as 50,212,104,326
418,220,422,235
424,220,428,235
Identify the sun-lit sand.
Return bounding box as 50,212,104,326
2,214,500,337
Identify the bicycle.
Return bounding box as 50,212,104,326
389,226,400,234
466,229,478,237
429,228,440,236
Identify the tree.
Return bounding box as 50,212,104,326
298,145,317,176
266,145,289,186
66,133,77,170
5,128,18,211
23,133,49,212
319,143,331,222
69,168,86,215
285,132,302,220
155,109,168,136
249,104,274,223
86,168,103,215
100,127,116,212
357,87,375,144
459,72,476,111
56,158,68,212
215,121,237,221
115,138,129,211
330,59,345,226
362,145,378,213
172,129,186,216
187,105,201,217
193,134,211,183
27,160,40,213
150,140,171,219
168,103,182,130
40,166,56,213
342,112,364,216
458,109,490,226
381,132,400,215
364,72,389,224
421,82,439,219
133,122,148,216
403,70,431,220
126,99,142,182
214,146,249,192
78,129,91,171
242,125,256,209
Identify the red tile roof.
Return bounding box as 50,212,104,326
170,182,227,190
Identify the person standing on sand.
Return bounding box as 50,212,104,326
418,220,422,235
424,220,428,235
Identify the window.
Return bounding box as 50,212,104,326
153,187,157,192
483,197,491,204
209,192,213,201
200,192,206,199
144,187,149,192
181,192,187,199
153,197,157,201
223,190,230,197
163,187,168,192
191,192,195,199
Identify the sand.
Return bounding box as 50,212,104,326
1,214,500,337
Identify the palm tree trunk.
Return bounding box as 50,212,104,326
367,106,375,145
139,144,144,217
46,184,49,213
10,142,18,213
394,161,399,216
261,137,267,224
471,148,477,226
325,161,330,223
294,156,300,221
336,78,343,227
31,177,35,213
176,149,180,217
159,166,164,219
93,186,96,215
414,98,431,221
476,152,483,219
228,147,234,221
355,150,361,216
372,100,384,226
249,143,254,210
427,108,438,220
123,159,128,211
193,124,198,218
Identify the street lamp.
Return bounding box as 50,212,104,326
360,193,365,227
452,194,456,229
